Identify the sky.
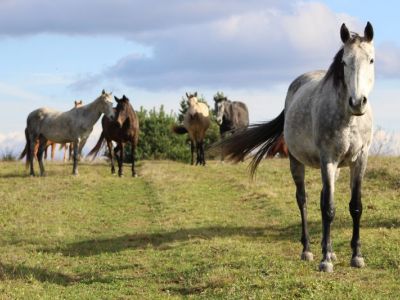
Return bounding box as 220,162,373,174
0,0,399,156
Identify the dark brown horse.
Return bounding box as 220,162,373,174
88,95,139,177
266,134,289,158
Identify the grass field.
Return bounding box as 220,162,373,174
0,157,399,299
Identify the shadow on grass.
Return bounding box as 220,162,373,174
43,224,315,257
0,263,76,286
42,215,400,258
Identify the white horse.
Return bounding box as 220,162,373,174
217,23,375,272
23,90,115,176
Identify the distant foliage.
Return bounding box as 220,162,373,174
122,97,220,163
123,106,190,162
370,127,400,156
1,148,17,161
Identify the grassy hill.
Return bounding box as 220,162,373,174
0,157,399,299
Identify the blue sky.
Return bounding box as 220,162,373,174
0,0,399,154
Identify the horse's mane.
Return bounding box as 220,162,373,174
323,34,362,88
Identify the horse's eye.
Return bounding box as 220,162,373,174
370,58,374,64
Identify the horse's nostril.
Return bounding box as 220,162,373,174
348,97,353,107
362,97,367,105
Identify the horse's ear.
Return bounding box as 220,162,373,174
79,100,83,105
364,22,374,42
340,23,350,43
223,97,227,101
186,92,190,98
194,92,197,97
74,100,78,105
102,89,105,95
114,96,121,102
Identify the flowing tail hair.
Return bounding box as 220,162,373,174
87,132,105,160
19,128,31,169
172,125,188,134
212,110,285,177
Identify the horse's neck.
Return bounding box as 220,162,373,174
319,79,352,124
80,98,103,123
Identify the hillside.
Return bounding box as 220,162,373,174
0,157,399,299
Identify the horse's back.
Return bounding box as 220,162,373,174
284,71,326,168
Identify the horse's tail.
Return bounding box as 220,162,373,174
19,128,31,169
213,110,285,176
87,132,105,159
172,125,188,134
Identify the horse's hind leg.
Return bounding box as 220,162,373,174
107,140,115,174
195,142,201,165
37,135,48,176
349,154,367,268
289,154,313,262
190,140,195,165
319,160,338,272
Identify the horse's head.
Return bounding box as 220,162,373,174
100,89,115,120
214,96,228,125
114,95,131,127
74,100,83,108
340,22,375,116
186,92,198,106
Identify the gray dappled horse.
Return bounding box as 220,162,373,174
214,95,249,161
23,90,115,176
216,23,375,272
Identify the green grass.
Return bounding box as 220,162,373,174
0,157,399,299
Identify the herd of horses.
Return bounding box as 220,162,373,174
18,23,375,273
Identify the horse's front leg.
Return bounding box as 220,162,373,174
37,136,48,176
117,142,124,177
349,152,368,268
190,140,195,165
319,160,338,272
289,154,313,261
72,139,80,175
131,140,137,177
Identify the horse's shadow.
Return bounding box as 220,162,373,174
0,263,75,286
42,216,400,258
44,224,317,257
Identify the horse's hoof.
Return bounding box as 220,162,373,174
330,252,337,261
319,261,334,272
132,173,138,178
351,256,365,268
301,251,314,261
73,172,79,176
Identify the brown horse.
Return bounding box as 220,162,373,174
88,95,139,177
20,100,84,166
173,92,210,165
266,134,289,158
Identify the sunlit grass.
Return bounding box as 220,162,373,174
0,157,399,298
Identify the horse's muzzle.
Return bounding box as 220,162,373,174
349,96,367,116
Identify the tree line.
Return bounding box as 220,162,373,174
121,95,220,163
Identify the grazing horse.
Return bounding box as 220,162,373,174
173,92,210,165
216,23,375,272
214,95,249,161
88,95,139,177
23,90,114,176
